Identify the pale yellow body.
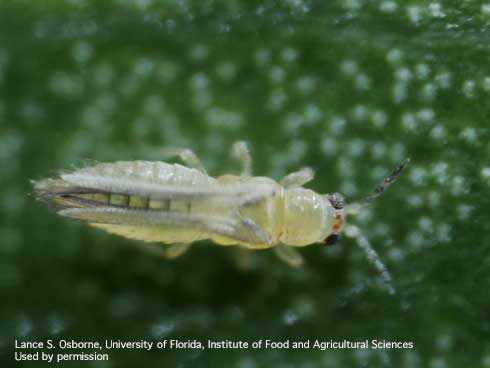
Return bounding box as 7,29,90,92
35,160,339,250
34,142,407,293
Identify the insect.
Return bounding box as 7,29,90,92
33,141,409,294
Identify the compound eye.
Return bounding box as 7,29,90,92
327,193,345,210
324,233,340,246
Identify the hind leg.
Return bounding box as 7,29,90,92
160,147,207,174
135,242,191,259
231,141,252,176
164,243,192,259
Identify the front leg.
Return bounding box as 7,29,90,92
231,141,252,176
280,167,315,189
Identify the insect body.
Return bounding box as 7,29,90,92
33,141,408,293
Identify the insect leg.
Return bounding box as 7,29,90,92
231,141,252,176
159,147,207,174
126,242,191,259
280,167,315,189
273,244,305,267
231,248,255,271
132,242,170,258
344,224,395,295
164,243,192,259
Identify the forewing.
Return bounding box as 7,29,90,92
61,172,276,205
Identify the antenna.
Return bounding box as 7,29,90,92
362,158,410,205
342,159,410,293
345,224,395,294
345,159,410,216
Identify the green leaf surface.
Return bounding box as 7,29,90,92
1,1,489,367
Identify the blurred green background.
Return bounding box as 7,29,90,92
1,0,490,366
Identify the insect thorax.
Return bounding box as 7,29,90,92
281,188,334,246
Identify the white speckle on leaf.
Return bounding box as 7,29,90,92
343,0,362,11
457,205,473,221
407,230,425,250
434,72,452,89
421,83,437,101
462,80,476,98
388,247,405,263
134,58,154,77
205,107,243,129
340,59,358,75
303,104,323,124
407,194,423,208
401,112,418,132
268,89,288,111
320,137,337,157
189,72,210,90
393,82,408,103
380,1,398,13
15,315,33,337
150,318,176,338
482,354,490,368
481,4,490,16
395,67,412,82
430,125,447,140
390,142,406,162
407,5,423,24
72,40,94,64
295,76,316,95
281,47,298,63
429,3,446,18
49,71,83,97
428,191,441,208
352,104,368,122
415,63,430,79
430,357,448,368
282,309,299,326
431,162,449,184
189,44,210,61
386,49,403,65
346,139,365,157
134,0,152,9
481,167,490,185
418,216,433,232
371,142,387,159
269,66,286,84
482,76,490,92
459,127,478,144
355,73,371,91
450,176,466,195
370,110,387,128
435,223,451,243
417,108,435,123
284,112,306,134
328,116,346,136
337,157,354,178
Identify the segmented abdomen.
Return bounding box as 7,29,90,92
34,161,217,243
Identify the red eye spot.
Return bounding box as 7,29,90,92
335,214,341,220
333,224,341,231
